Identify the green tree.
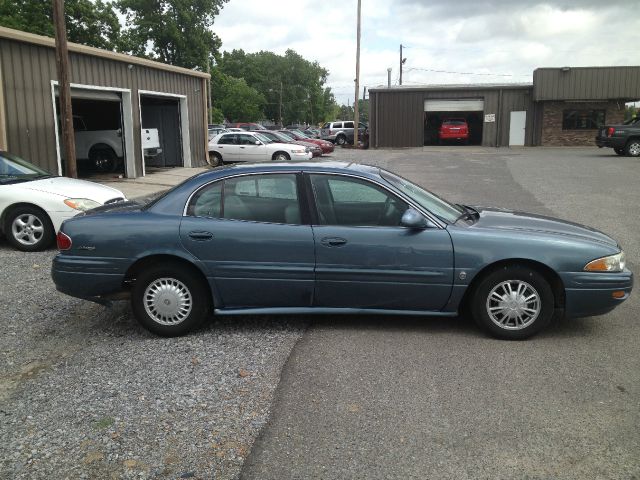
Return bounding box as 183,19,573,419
0,0,122,50
210,67,265,122
117,0,228,71
218,49,337,125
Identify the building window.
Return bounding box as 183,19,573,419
562,109,605,130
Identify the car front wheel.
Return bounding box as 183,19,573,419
131,264,211,336
273,152,291,161
5,206,55,251
471,265,554,340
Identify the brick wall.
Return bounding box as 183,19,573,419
540,101,626,146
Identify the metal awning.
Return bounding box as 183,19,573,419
55,86,121,102
424,99,484,111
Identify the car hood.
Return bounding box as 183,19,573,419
470,206,619,248
21,176,125,203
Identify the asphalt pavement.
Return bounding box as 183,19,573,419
241,147,640,479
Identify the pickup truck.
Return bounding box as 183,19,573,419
65,116,161,172
595,118,640,157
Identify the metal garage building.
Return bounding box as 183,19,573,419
369,66,640,149
0,26,210,178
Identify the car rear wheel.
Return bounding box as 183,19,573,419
273,152,291,161
89,147,118,173
207,151,223,167
336,135,346,146
131,264,211,336
5,206,55,252
471,265,554,340
614,147,625,155
625,139,640,157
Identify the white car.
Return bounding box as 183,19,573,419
207,131,313,167
0,151,126,251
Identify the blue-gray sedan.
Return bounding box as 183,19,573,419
52,162,633,339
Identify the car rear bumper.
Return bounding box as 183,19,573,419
439,133,469,140
52,254,127,299
561,269,633,318
595,137,625,148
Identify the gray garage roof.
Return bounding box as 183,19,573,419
533,66,640,101
369,83,533,93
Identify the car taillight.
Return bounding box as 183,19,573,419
607,127,615,137
57,231,72,251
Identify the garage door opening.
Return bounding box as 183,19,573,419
140,95,183,168
424,99,484,146
55,88,126,177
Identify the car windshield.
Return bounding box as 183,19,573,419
271,132,292,142
0,152,52,185
278,132,296,141
292,130,310,138
254,133,272,143
380,169,464,223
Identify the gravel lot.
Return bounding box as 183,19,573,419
0,244,307,479
2,146,638,479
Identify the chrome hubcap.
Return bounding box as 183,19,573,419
629,142,640,156
486,280,540,330
143,277,192,325
11,214,44,246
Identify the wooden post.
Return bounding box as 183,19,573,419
53,0,77,178
353,0,362,147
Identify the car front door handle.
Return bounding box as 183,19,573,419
321,236,347,247
188,231,213,241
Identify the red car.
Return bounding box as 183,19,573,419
439,118,469,144
256,130,322,158
278,130,335,154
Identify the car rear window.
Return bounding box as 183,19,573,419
443,120,466,125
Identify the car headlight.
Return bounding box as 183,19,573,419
584,251,626,272
291,148,306,154
64,198,101,211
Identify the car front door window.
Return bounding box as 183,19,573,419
310,175,407,227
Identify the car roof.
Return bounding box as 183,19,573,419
202,161,381,178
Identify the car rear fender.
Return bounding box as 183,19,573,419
123,252,220,307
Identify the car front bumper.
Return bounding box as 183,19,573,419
561,269,633,318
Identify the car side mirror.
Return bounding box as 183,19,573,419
400,208,432,229
255,140,261,145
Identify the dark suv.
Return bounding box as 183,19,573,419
595,118,640,157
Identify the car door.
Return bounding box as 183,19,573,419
307,173,454,311
180,172,315,308
215,133,239,161
238,133,268,162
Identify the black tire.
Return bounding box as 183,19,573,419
614,147,625,155
470,265,554,340
273,152,291,161
4,205,55,252
624,139,640,157
89,147,118,173
336,135,346,146
131,263,211,336
207,151,223,167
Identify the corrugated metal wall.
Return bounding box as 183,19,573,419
370,87,534,148
0,38,207,175
533,67,640,101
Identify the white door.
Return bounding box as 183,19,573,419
509,111,526,146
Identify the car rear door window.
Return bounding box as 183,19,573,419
343,122,355,129
187,182,222,218
217,134,235,145
309,175,407,227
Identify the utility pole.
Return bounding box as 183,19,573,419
53,0,77,178
353,0,362,147
279,81,283,127
387,68,392,87
399,44,404,86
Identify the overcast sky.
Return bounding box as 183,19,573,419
213,0,639,105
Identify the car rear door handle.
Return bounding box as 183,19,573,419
321,236,347,247
188,231,213,241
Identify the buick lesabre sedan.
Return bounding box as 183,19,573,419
52,162,632,339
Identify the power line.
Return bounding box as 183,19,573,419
405,67,530,77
